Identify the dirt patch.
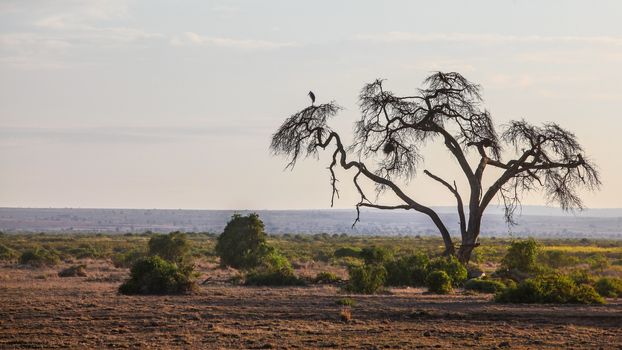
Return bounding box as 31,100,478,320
0,262,620,349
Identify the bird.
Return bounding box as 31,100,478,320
308,91,316,105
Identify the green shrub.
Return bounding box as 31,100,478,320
118,256,196,295
148,231,191,264
426,270,452,294
0,243,17,261
568,269,596,286
334,247,362,259
335,297,356,307
344,264,387,294
428,255,467,286
360,246,393,265
58,264,87,277
464,278,506,294
501,238,541,273
242,243,303,286
215,213,268,269
244,267,305,286
594,277,622,298
19,247,60,267
587,253,610,270
384,252,429,286
539,250,579,269
68,244,106,259
112,248,145,268
257,245,292,271
313,250,332,262
495,273,604,304
314,271,341,284
573,284,606,304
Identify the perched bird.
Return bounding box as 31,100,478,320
308,91,316,105
383,139,396,154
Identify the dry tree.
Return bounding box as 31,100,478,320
270,72,600,263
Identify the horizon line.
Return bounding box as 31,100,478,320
2,205,621,211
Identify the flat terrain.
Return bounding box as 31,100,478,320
1,261,621,350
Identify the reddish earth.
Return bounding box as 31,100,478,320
1,261,621,349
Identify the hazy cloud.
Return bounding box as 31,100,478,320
356,32,622,46
171,32,298,49
0,125,268,145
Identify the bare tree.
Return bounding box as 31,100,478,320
270,72,600,263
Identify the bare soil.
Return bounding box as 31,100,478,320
1,261,621,349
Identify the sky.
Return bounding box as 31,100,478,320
1,0,621,210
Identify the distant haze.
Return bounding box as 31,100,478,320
1,1,621,210
1,206,621,239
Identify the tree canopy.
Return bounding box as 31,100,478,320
271,72,600,262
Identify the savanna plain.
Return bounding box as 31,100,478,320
1,232,621,349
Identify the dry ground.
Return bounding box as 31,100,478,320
0,261,621,349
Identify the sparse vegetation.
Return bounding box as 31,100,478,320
58,264,87,277
464,278,506,294
594,277,622,298
0,243,17,261
339,307,352,322
335,297,356,307
19,247,60,267
314,271,341,284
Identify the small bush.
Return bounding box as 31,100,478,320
334,247,362,259
428,255,467,286
112,249,145,268
19,247,60,267
216,213,268,269
148,231,191,264
118,256,196,295
344,264,387,294
339,307,352,322
68,244,105,259
0,243,17,261
495,273,604,304
258,245,292,271
335,298,356,307
58,264,87,277
594,277,622,298
539,250,579,269
384,252,429,286
464,278,506,294
568,269,596,286
314,271,341,284
501,238,541,273
573,284,606,305
427,270,453,294
587,254,610,271
244,268,305,286
360,246,393,265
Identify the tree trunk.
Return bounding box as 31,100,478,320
457,243,476,264
458,212,482,264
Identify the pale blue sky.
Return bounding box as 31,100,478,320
1,0,621,209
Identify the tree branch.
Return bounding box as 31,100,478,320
423,170,467,237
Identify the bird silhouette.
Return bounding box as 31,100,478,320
308,91,316,105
